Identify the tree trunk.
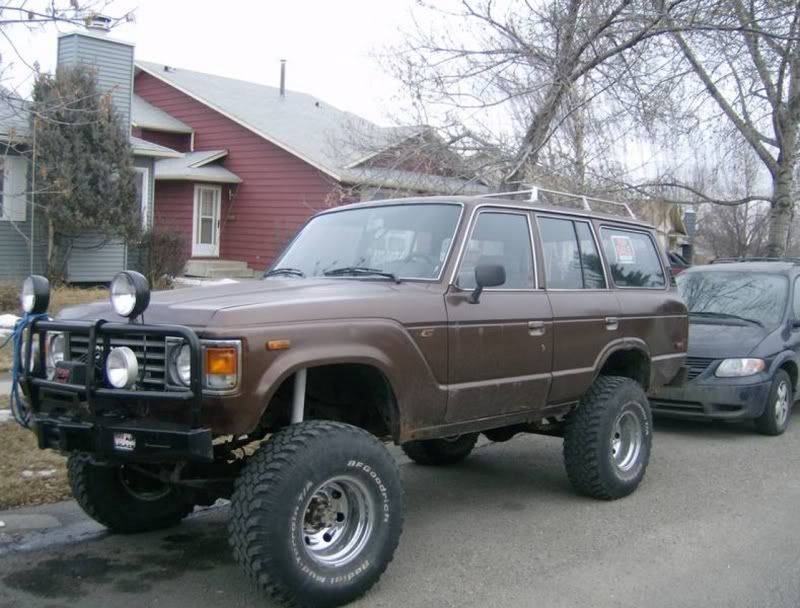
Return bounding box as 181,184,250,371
766,162,795,257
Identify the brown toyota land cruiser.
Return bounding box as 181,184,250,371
11,196,687,607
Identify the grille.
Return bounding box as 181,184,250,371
69,334,169,389
686,357,715,381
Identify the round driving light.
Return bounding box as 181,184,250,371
173,343,192,386
21,275,50,314
46,333,65,379
106,346,139,389
110,271,150,318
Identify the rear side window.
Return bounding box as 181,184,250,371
600,227,666,288
539,217,606,289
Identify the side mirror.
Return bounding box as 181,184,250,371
469,264,505,304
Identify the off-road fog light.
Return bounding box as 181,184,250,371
106,346,139,389
205,347,239,390
21,274,50,314
110,271,150,318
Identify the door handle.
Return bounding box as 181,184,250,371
528,321,546,336
605,317,619,331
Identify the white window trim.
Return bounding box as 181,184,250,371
1,155,27,223
134,166,150,229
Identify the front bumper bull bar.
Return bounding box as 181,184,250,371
21,318,213,462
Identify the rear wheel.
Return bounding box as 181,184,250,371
67,454,193,533
563,376,652,500
401,433,479,466
229,421,403,608
755,369,792,436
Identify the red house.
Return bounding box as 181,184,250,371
129,61,486,278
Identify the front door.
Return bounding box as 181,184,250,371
193,185,221,257
445,209,553,423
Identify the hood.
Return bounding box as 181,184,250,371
687,319,770,359
58,278,442,328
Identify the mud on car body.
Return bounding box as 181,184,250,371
12,195,687,607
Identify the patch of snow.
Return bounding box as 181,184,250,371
0,314,19,340
173,277,239,288
0,410,11,423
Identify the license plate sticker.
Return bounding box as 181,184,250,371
113,433,136,452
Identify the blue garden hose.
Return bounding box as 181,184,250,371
2,313,48,429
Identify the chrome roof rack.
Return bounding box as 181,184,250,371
476,184,637,220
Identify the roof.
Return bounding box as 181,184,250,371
135,61,427,181
130,135,182,158
132,95,192,133
698,260,800,273
317,195,655,228
155,150,241,184
340,167,490,196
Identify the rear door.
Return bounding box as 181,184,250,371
444,208,553,423
536,214,621,403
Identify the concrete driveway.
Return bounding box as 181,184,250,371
1,418,800,608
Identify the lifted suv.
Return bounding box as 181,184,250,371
13,196,687,607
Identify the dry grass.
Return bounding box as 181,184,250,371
0,422,70,510
0,286,107,372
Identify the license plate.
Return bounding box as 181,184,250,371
113,433,136,452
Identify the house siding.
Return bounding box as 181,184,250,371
65,233,127,283
138,129,190,152
135,72,337,271
153,180,195,255
58,33,134,129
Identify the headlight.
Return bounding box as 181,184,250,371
110,271,150,318
46,333,65,380
167,339,241,393
170,343,192,386
105,346,139,389
715,358,766,378
21,275,50,314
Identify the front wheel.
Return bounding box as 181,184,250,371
229,421,403,608
563,376,652,500
755,369,793,436
66,454,193,533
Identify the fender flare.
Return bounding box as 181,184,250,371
592,338,652,388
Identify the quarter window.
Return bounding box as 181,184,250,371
793,279,800,320
457,212,534,290
600,227,666,288
539,217,606,289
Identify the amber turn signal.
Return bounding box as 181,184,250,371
205,347,238,375
267,339,291,351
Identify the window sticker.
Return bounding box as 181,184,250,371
611,235,636,264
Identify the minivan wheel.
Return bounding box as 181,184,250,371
401,433,479,466
563,376,652,500
66,454,193,533
755,369,793,436
229,421,403,608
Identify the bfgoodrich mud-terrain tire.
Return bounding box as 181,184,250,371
755,369,793,436
229,421,403,608
563,376,652,500
66,454,193,533
401,433,479,466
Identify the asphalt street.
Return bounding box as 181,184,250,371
1,417,800,608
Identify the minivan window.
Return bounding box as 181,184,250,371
457,212,535,290
539,217,605,289
600,228,666,288
792,278,800,320
678,271,788,327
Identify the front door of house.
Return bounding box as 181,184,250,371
193,185,221,257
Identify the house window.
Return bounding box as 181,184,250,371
0,155,26,222
134,167,150,229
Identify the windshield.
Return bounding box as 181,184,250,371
269,203,462,280
677,270,788,326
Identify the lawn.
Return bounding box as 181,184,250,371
0,421,71,509
0,285,108,372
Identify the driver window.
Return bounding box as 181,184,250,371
793,279,800,320
457,212,535,290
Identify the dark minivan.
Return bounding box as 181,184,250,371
651,259,800,435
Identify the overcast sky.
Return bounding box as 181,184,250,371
0,0,414,125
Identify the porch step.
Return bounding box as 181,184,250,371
184,259,256,279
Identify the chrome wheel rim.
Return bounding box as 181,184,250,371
774,381,790,427
611,406,643,472
300,475,375,568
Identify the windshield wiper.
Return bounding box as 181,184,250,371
689,311,763,327
265,267,305,278
323,266,400,283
